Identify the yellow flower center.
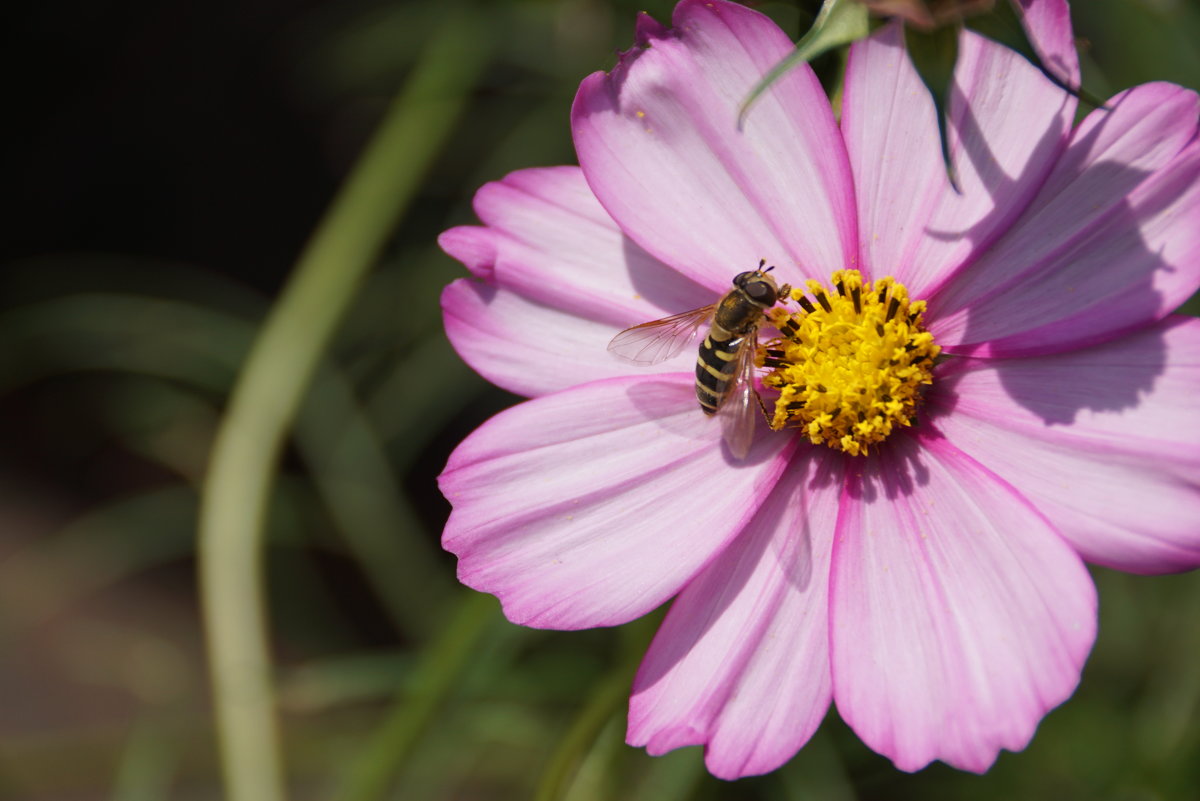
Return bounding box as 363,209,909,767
760,270,940,456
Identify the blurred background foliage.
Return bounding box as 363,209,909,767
2,0,1198,799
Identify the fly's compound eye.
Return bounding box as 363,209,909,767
744,279,777,304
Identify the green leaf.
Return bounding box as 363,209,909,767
966,0,1106,108
905,22,962,191
738,0,869,126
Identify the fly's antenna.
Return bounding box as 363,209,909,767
758,259,775,275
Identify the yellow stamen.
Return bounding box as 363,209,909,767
760,270,939,456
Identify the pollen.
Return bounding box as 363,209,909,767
759,270,939,456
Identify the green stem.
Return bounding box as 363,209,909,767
334,592,497,801
197,10,488,801
533,617,659,801
533,672,629,801
111,713,179,801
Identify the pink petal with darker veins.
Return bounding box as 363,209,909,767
842,16,1075,298
441,279,695,398
830,432,1096,772
571,0,856,291
931,315,1200,573
439,225,497,280
439,166,719,397
440,166,712,328
1014,0,1080,89
932,84,1200,355
440,374,792,630
628,447,840,779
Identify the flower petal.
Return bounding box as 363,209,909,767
440,167,718,397
830,432,1096,772
628,448,841,779
841,13,1076,297
930,316,1200,573
439,225,497,280
440,374,793,629
571,0,856,290
930,84,1200,355
1013,0,1080,88
441,166,713,326
442,279,697,398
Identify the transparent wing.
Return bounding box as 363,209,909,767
607,305,716,365
717,335,760,459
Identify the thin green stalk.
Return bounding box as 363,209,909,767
299,362,457,641
534,671,630,801
111,714,179,801
197,10,489,801
534,617,659,801
334,592,497,801
0,291,453,642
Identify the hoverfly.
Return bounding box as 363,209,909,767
608,262,791,458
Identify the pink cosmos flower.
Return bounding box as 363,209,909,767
437,0,1200,778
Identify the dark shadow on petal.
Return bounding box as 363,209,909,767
624,378,709,440
770,449,830,593
631,520,773,690
851,31,1173,432
621,236,716,313
772,446,850,592
999,348,1161,425
921,58,1077,294
715,421,789,468
632,449,828,687
842,429,934,503
919,98,1068,288
625,377,800,468
952,170,1169,425
925,83,1178,425
865,26,1076,300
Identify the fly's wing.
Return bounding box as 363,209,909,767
717,335,759,459
607,305,716,365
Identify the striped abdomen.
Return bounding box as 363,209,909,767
695,326,746,415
